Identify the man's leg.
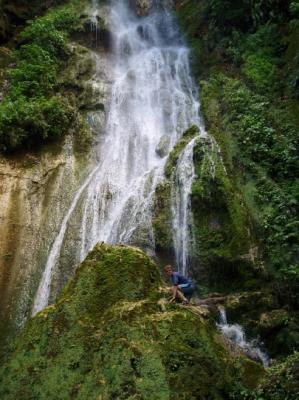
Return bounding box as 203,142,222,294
180,285,195,302
176,289,187,303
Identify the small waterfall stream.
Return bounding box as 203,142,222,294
32,0,201,314
171,137,197,275
218,307,269,367
90,0,99,46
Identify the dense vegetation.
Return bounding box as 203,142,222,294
0,0,84,152
176,0,299,312
173,0,299,396
250,352,299,400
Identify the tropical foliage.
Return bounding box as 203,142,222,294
0,2,81,152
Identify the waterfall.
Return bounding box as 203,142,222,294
171,137,197,275
32,0,201,315
91,0,99,47
218,307,269,367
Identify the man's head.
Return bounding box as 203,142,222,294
164,265,173,276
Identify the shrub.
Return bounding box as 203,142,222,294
0,2,81,152
8,44,58,98
0,96,74,151
253,352,299,399
243,53,279,91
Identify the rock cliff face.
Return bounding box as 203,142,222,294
131,0,153,16
0,0,112,343
0,244,264,399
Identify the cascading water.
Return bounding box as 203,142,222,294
32,0,202,315
171,137,197,275
218,307,269,367
91,0,99,46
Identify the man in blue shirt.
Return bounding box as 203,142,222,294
164,265,195,304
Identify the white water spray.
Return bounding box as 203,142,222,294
91,0,99,47
218,307,269,367
31,165,101,315
32,0,201,314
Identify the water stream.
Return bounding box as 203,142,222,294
32,0,201,314
171,137,197,275
218,307,269,367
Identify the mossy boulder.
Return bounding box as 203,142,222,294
0,243,264,399
226,291,278,325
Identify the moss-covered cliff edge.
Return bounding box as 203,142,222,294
0,244,265,399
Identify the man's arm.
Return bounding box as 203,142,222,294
172,273,179,297
172,285,178,297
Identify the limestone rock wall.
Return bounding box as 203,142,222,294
0,2,112,344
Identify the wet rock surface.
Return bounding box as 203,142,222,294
131,0,153,16
155,135,170,158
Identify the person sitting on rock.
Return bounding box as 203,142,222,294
164,265,195,304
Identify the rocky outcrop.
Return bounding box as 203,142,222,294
0,0,112,345
190,133,260,292
155,135,170,158
0,244,264,399
131,0,153,16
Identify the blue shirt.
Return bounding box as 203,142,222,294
171,271,192,286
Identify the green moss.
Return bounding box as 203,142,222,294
164,125,199,179
190,135,257,292
0,244,264,399
0,0,89,152
152,181,173,251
